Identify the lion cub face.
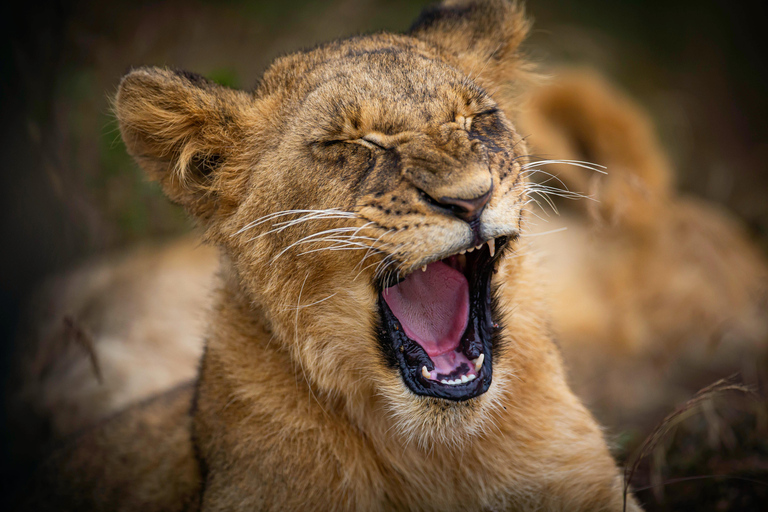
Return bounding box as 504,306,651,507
116,2,531,441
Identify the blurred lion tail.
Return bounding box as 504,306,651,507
519,69,674,231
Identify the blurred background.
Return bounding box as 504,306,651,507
1,0,766,508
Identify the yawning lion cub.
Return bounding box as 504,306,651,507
26,1,641,510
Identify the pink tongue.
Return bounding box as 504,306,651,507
383,261,469,356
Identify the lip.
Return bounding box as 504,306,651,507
376,235,510,401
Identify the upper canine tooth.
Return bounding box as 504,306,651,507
473,353,485,372
422,366,430,379
421,265,427,272
488,239,495,257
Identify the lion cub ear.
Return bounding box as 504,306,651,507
115,67,254,221
409,0,533,104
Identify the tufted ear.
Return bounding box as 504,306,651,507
409,0,534,109
115,67,256,221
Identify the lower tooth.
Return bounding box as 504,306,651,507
473,354,485,372
422,366,430,379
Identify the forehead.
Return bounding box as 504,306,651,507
265,36,496,132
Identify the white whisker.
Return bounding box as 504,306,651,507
272,227,378,262
283,292,338,311
234,208,355,236
294,273,330,419
356,230,395,270
520,158,607,174
526,189,560,214
523,227,568,237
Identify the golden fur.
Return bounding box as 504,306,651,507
15,6,768,510
14,70,765,451
21,1,641,510
519,70,768,429
8,238,217,467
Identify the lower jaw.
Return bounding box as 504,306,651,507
377,286,495,402
376,236,509,401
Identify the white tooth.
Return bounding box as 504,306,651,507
422,265,427,272
441,380,448,384
422,366,430,379
467,374,476,382
460,249,466,254
467,247,474,253
488,239,495,257
473,353,485,372
475,245,482,251
461,375,469,383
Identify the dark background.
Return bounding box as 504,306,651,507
1,0,767,504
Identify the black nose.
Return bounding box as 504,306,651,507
433,187,492,223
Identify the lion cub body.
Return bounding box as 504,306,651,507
25,2,640,510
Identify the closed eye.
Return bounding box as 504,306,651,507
474,107,499,120
311,137,387,153
359,135,388,151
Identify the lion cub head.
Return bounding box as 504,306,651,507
116,0,535,444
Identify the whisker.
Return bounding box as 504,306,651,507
520,158,607,175
521,168,570,189
234,208,357,236
272,228,380,262
249,216,362,242
527,189,560,213
521,202,553,224
283,292,338,311
297,240,384,256
523,227,568,237
269,212,358,231
356,230,395,270
294,273,330,419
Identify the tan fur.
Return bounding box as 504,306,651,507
519,70,768,428
17,9,768,511
16,67,766,452
23,1,639,510
8,238,217,459
22,384,201,511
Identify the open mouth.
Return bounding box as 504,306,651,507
377,236,509,401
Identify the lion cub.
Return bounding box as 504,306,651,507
25,1,640,510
